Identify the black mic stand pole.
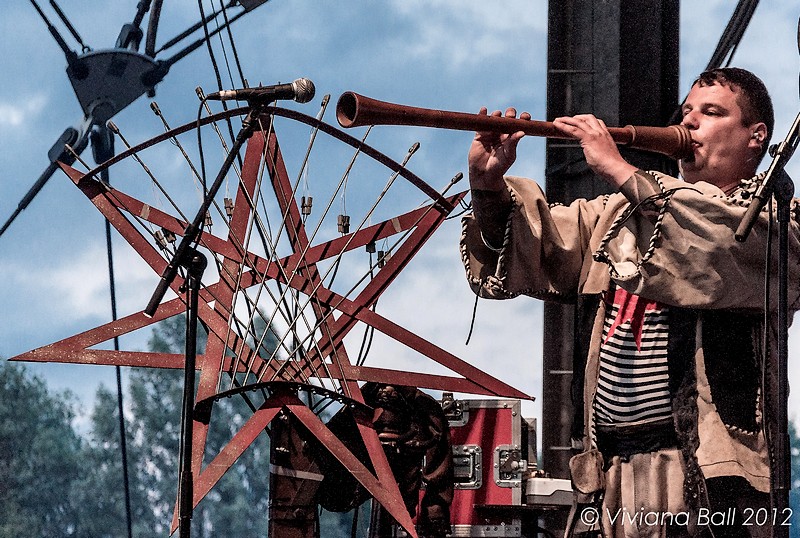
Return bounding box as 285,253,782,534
144,104,264,538
769,165,793,538
177,247,207,538
735,111,800,538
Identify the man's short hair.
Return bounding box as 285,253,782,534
693,67,774,160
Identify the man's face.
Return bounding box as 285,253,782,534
678,82,763,189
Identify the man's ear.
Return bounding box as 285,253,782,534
749,122,768,152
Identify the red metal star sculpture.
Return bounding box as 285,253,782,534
12,106,529,536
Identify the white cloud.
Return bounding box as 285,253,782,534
386,0,548,71
1,241,157,329
0,95,47,129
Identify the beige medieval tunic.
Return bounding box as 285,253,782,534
460,170,800,506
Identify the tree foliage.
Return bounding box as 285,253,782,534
0,363,83,537
2,271,383,536
128,314,272,536
790,420,800,537
120,314,358,535
71,383,155,537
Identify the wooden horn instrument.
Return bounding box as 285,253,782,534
336,91,693,160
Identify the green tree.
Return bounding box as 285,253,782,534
126,364,183,534
0,362,83,537
3,311,362,537
130,314,273,536
71,383,157,537
76,314,272,536
133,314,358,536
128,367,274,537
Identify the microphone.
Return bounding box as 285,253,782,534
206,78,315,103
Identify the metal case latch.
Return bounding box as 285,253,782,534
495,444,525,488
452,444,482,489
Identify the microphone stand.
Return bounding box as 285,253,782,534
177,248,206,538
144,104,263,538
735,111,800,538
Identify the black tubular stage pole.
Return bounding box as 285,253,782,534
177,248,207,538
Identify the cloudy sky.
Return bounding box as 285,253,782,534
1,0,799,444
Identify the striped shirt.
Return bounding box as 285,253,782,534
594,287,673,426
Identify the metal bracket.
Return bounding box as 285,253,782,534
452,444,482,489
494,444,525,488
442,393,469,427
